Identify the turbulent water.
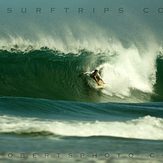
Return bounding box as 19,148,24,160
0,0,163,163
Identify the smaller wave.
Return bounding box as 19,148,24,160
0,115,163,140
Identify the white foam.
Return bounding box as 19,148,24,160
0,115,163,140
97,41,158,98
0,21,114,54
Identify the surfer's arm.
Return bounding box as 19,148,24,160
78,72,89,77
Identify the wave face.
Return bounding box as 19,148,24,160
0,48,162,102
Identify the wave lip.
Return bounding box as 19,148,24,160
0,115,163,140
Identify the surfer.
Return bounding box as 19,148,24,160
90,69,105,86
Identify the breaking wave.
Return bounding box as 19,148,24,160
0,115,163,140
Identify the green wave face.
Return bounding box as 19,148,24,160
0,49,101,102
0,49,162,102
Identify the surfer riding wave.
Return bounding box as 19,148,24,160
90,69,105,86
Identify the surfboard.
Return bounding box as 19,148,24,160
95,80,105,89
96,84,105,89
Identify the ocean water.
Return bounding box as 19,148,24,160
0,0,163,162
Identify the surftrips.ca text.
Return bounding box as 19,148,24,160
2,7,163,15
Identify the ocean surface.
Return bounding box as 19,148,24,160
0,0,163,162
